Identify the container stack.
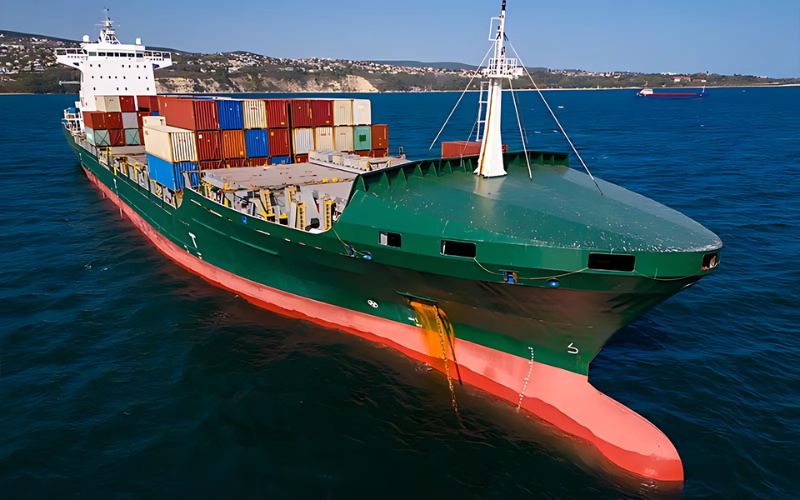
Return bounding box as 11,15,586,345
83,95,152,148
141,115,199,191
135,95,389,186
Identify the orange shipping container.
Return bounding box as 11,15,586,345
371,124,388,150
221,130,246,159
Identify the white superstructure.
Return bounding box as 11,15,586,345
476,0,523,178
55,13,172,116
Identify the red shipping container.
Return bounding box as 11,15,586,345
200,160,225,170
224,159,247,168
268,128,291,157
310,100,334,127
104,112,123,130
370,148,389,158
441,141,481,157
136,95,159,112
246,157,270,167
160,97,219,131
221,130,246,159
136,111,152,129
83,111,106,129
371,124,388,149
265,99,289,128
289,100,313,127
108,129,125,147
294,153,309,163
356,150,372,158
196,130,222,161
119,96,136,112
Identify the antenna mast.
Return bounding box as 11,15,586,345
476,0,523,177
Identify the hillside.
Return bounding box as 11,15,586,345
1,30,797,94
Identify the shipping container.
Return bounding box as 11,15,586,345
136,111,151,129
218,100,245,130
268,128,291,157
142,123,198,163
371,124,388,150
242,99,268,129
196,130,222,161
246,157,270,167
85,128,110,147
146,154,183,191
292,128,314,155
265,99,289,128
289,100,313,128
333,126,354,152
199,160,225,170
96,95,121,112
119,96,136,112
333,99,354,126
270,156,292,165
178,161,201,189
370,148,389,158
160,97,219,131
353,125,372,151
122,112,138,129
143,115,166,128
294,153,309,163
314,127,335,151
104,112,123,130
136,95,158,112
108,129,125,147
124,128,141,146
221,129,246,159
83,111,107,129
310,100,334,127
245,129,270,158
352,99,372,125
224,159,247,168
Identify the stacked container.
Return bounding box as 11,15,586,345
142,119,199,190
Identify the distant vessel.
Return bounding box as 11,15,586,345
638,86,706,98
58,2,722,485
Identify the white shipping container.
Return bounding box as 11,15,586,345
242,99,268,129
122,112,138,129
292,128,315,155
352,99,372,125
143,116,166,128
314,127,335,151
333,99,354,126
143,123,197,163
334,126,354,152
95,95,121,112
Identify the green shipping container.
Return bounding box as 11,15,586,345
354,125,371,151
86,127,111,147
125,128,141,146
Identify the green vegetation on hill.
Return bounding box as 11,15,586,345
1,30,797,94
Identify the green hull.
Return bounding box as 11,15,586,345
66,131,719,377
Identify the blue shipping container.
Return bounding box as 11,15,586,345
218,100,244,130
146,155,200,191
245,130,270,158
270,155,292,165
150,111,160,116
176,161,200,189
147,154,182,191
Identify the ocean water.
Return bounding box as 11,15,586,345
0,87,798,498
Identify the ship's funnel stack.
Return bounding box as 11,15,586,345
476,0,523,178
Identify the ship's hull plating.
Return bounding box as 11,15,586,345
69,133,685,483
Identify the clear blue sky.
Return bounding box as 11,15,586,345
3,0,799,77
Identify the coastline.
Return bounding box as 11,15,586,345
2,82,798,96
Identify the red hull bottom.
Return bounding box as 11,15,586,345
84,166,684,484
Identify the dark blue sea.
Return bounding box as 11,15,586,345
1,87,798,498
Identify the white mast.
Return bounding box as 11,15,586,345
476,0,523,178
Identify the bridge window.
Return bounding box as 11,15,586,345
441,240,476,258
99,52,106,56
379,232,402,248
588,253,635,272
89,52,96,56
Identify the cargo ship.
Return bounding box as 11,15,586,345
637,86,706,98
57,3,722,485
